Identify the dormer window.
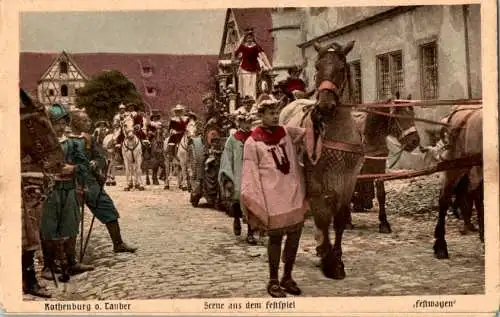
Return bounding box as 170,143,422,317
60,61,68,74
142,66,153,76
146,86,157,96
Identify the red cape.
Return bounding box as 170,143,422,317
234,130,252,143
250,126,286,145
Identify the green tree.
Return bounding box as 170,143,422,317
75,70,144,123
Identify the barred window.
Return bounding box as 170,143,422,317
420,42,438,100
377,51,404,100
349,60,362,104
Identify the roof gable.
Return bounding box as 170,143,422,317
218,8,274,62
40,51,88,81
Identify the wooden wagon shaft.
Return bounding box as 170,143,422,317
356,153,483,182
341,98,482,109
357,108,454,126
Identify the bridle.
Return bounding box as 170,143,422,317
315,48,350,106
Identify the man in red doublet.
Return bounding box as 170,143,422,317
166,104,189,154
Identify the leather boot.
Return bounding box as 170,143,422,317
246,226,257,245
41,239,55,280
66,237,94,275
22,250,51,298
106,221,137,253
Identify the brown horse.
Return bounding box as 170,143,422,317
433,105,483,259
350,103,421,233
20,89,64,174
279,41,364,279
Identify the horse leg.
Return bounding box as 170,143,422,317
473,182,484,243
145,168,151,185
108,155,116,185
164,154,171,190
455,176,477,234
135,156,145,191
376,180,392,233
152,162,159,185
310,197,336,278
328,204,348,279
351,180,365,213
123,151,132,191
433,177,456,259
179,159,187,191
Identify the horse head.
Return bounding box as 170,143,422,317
313,41,355,115
20,89,65,174
122,117,136,140
389,105,420,151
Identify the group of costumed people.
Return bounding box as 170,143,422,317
22,26,311,299
22,104,137,298
218,93,308,298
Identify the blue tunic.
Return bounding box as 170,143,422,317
71,134,119,224
40,137,88,240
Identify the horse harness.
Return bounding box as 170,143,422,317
123,137,140,164
444,106,482,152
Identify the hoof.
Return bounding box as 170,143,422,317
321,248,346,280
190,195,201,207
345,223,354,230
459,223,476,235
153,180,159,185
124,187,131,191
146,179,151,185
352,204,364,213
379,222,392,234
164,185,170,190
363,200,373,209
136,186,145,191
433,239,449,259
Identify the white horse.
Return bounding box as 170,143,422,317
163,119,198,190
102,131,118,186
121,117,145,191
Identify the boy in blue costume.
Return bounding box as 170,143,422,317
40,104,94,282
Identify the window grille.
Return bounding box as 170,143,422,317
349,60,362,104
377,51,404,100
420,42,438,100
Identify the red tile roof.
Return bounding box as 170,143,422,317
20,52,218,117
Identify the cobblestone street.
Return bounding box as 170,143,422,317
25,173,485,300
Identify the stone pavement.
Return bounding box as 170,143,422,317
25,174,484,300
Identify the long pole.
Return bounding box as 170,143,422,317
462,4,472,99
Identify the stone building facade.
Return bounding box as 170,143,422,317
295,5,482,168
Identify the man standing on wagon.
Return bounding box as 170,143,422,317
232,28,272,101
240,94,308,297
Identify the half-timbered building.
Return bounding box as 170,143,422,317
20,52,218,116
